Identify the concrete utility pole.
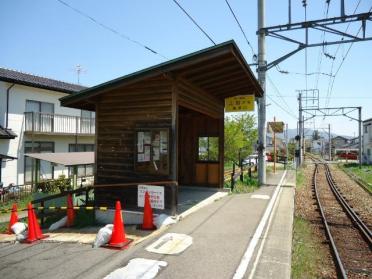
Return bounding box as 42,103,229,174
257,0,266,185
273,117,277,173
328,124,331,161
358,107,362,168
298,92,303,165
285,123,289,168
302,115,305,156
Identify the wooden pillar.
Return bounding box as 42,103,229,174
171,82,178,213
219,116,224,188
171,82,178,182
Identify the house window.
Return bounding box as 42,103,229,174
68,144,94,177
80,110,95,134
368,149,371,156
198,137,219,162
69,144,94,152
365,125,368,133
24,141,54,183
25,100,54,132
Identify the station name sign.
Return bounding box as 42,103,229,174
225,95,255,112
267,121,285,133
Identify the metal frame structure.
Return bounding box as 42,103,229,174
259,8,372,71
300,105,362,167
256,0,371,184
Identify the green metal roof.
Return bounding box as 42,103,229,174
60,40,262,106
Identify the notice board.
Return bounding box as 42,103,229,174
135,128,169,175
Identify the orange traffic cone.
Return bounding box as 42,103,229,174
32,207,48,240
7,203,18,234
24,203,38,243
140,192,156,230
106,201,132,249
66,194,75,227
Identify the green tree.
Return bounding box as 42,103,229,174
224,113,257,164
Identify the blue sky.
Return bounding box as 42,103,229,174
1,0,371,136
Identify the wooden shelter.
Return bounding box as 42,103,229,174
60,41,262,213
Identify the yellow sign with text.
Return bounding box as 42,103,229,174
225,95,255,112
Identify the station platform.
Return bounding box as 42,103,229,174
83,170,296,279
0,170,295,279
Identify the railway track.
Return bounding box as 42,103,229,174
312,162,372,278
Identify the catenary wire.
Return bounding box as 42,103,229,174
55,0,168,59
171,0,216,45
223,0,255,56
267,95,298,120
267,75,294,114
324,0,363,106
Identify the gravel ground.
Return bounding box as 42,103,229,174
317,164,372,278
294,162,336,278
329,164,372,228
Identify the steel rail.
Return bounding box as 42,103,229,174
324,164,372,248
313,164,348,279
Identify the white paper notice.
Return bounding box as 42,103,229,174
138,185,165,209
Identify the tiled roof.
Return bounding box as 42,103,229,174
0,125,17,139
0,67,86,94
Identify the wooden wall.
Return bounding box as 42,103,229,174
93,75,225,208
176,79,224,187
178,108,221,187
95,76,173,185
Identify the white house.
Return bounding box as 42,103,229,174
363,118,372,164
0,68,95,186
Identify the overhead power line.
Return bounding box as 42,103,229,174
324,0,363,106
327,5,372,104
223,0,255,56
56,0,168,59
171,0,216,45
267,75,294,114
267,95,297,120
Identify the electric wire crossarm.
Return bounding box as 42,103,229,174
257,2,372,71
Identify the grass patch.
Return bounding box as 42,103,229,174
292,216,325,278
266,164,285,173
224,161,234,171
42,208,95,229
0,195,33,211
296,169,305,189
225,174,259,194
341,163,372,192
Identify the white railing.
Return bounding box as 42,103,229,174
24,112,95,135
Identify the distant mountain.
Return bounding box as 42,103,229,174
272,128,346,140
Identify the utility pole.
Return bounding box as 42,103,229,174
298,92,303,165
358,107,362,168
302,115,305,157
257,0,266,185
285,123,289,169
328,124,331,161
273,117,277,173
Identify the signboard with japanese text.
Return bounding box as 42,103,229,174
225,95,255,112
267,121,285,133
138,185,165,209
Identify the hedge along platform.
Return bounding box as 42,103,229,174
60,40,263,214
